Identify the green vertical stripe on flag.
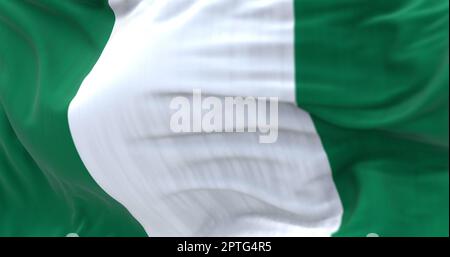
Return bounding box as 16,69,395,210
294,0,449,236
0,0,146,236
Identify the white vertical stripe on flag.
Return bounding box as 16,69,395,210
68,0,342,236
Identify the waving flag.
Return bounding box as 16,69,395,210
0,0,448,236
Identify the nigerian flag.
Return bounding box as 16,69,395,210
0,0,448,237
